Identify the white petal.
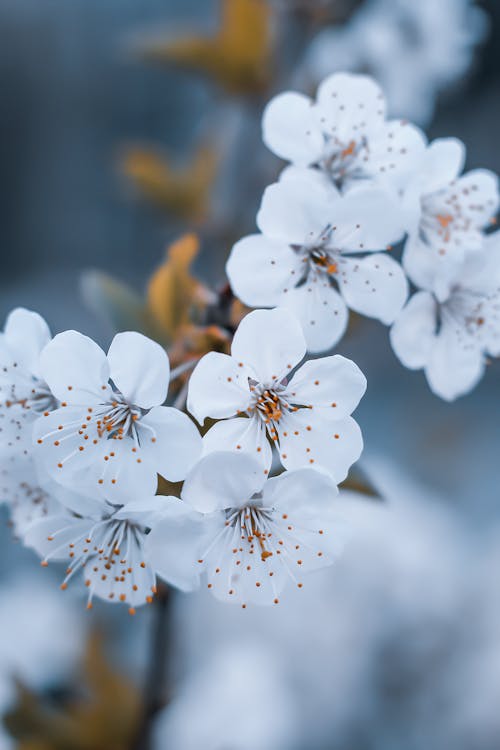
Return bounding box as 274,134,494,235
402,233,461,301
425,324,485,401
33,406,101,480
280,282,348,353
262,91,324,166
329,186,406,251
86,437,159,501
453,169,499,227
362,120,427,189
139,406,202,482
257,178,332,244
337,253,408,324
39,331,110,405
279,165,341,195
278,411,363,483
285,354,366,419
107,332,169,408
181,451,266,513
24,514,88,561
187,352,252,425
226,234,301,308
145,498,207,592
231,308,306,384
420,138,466,192
390,292,437,370
115,495,185,525
4,308,51,377
264,467,338,517
201,417,272,474
315,72,386,141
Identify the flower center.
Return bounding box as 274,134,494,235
95,398,142,441
255,389,283,423
3,377,57,414
321,136,367,184
229,505,274,562
440,287,500,342
291,224,340,284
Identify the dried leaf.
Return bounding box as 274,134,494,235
340,470,382,499
139,0,273,94
5,633,141,750
147,234,213,342
120,144,217,223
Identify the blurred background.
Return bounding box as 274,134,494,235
1,1,500,748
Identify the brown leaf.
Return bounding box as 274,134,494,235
120,143,217,223
340,470,382,499
139,0,273,94
147,234,213,343
5,633,141,750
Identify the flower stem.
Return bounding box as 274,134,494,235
131,583,172,750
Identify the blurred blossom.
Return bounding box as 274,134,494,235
0,570,84,747
152,640,298,750
303,0,488,125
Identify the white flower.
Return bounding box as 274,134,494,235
187,308,366,480
401,138,499,301
390,232,500,400
262,71,425,191
0,307,57,419
227,174,408,352
303,0,488,126
0,420,62,538
24,492,176,613
147,451,346,607
32,330,202,499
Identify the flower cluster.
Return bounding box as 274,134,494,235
1,71,498,613
0,304,363,610
228,71,499,400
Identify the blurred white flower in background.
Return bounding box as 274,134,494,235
303,0,488,126
152,640,298,750
0,570,84,749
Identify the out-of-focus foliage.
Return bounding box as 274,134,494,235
81,235,236,381
120,144,218,223
147,234,212,340
4,634,141,750
137,0,274,94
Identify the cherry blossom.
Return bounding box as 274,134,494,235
262,71,426,191
187,308,366,480
0,308,57,421
32,330,202,500
401,137,499,301
391,232,500,400
24,492,179,613
227,173,408,352
147,452,346,607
